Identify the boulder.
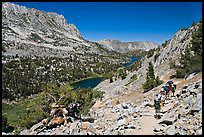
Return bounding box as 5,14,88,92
122,103,128,109
158,119,174,126
80,122,95,134
196,127,202,135
166,125,175,135
20,129,31,135
124,124,136,129
116,118,128,127
70,128,80,135
29,122,44,132
192,93,202,112
153,124,165,132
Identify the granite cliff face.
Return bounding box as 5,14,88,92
2,2,111,57
97,39,159,53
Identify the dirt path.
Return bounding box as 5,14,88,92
134,108,156,135
91,72,202,135
132,72,202,135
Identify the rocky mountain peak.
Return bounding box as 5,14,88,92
2,2,82,39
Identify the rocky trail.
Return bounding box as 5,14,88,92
18,72,202,135
90,71,202,135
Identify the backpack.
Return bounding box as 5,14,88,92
154,99,160,109
162,86,169,93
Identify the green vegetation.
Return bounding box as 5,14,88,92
161,40,168,47
2,114,8,132
2,82,104,133
143,62,163,92
2,51,126,101
146,48,155,58
154,52,160,62
2,92,49,134
40,82,104,117
118,69,127,80
176,21,202,78
191,21,196,26
126,60,142,72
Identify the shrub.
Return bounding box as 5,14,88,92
130,74,137,80
146,49,155,58
161,40,168,47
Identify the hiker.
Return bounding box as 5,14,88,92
160,88,166,107
161,85,170,98
67,103,80,122
154,93,162,119
171,83,177,97
165,81,176,97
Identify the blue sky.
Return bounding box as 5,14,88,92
13,2,202,45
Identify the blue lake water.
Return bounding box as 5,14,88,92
122,56,141,67
72,56,141,90
71,77,104,90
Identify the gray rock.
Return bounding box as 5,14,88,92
124,124,136,129
158,119,174,126
122,103,128,109
20,129,31,135
70,128,80,135
29,122,44,131
166,125,175,135
196,127,202,135
116,119,128,127
192,93,202,112
153,124,165,132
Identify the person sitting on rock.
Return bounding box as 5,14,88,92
67,103,80,122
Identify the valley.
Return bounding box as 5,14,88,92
2,2,202,135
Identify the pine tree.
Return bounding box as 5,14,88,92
176,21,202,78
191,21,196,26
143,62,163,92
148,62,155,80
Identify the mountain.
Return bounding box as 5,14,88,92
97,39,159,53
2,2,129,101
17,22,202,135
2,2,202,135
2,2,109,57
95,22,202,97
